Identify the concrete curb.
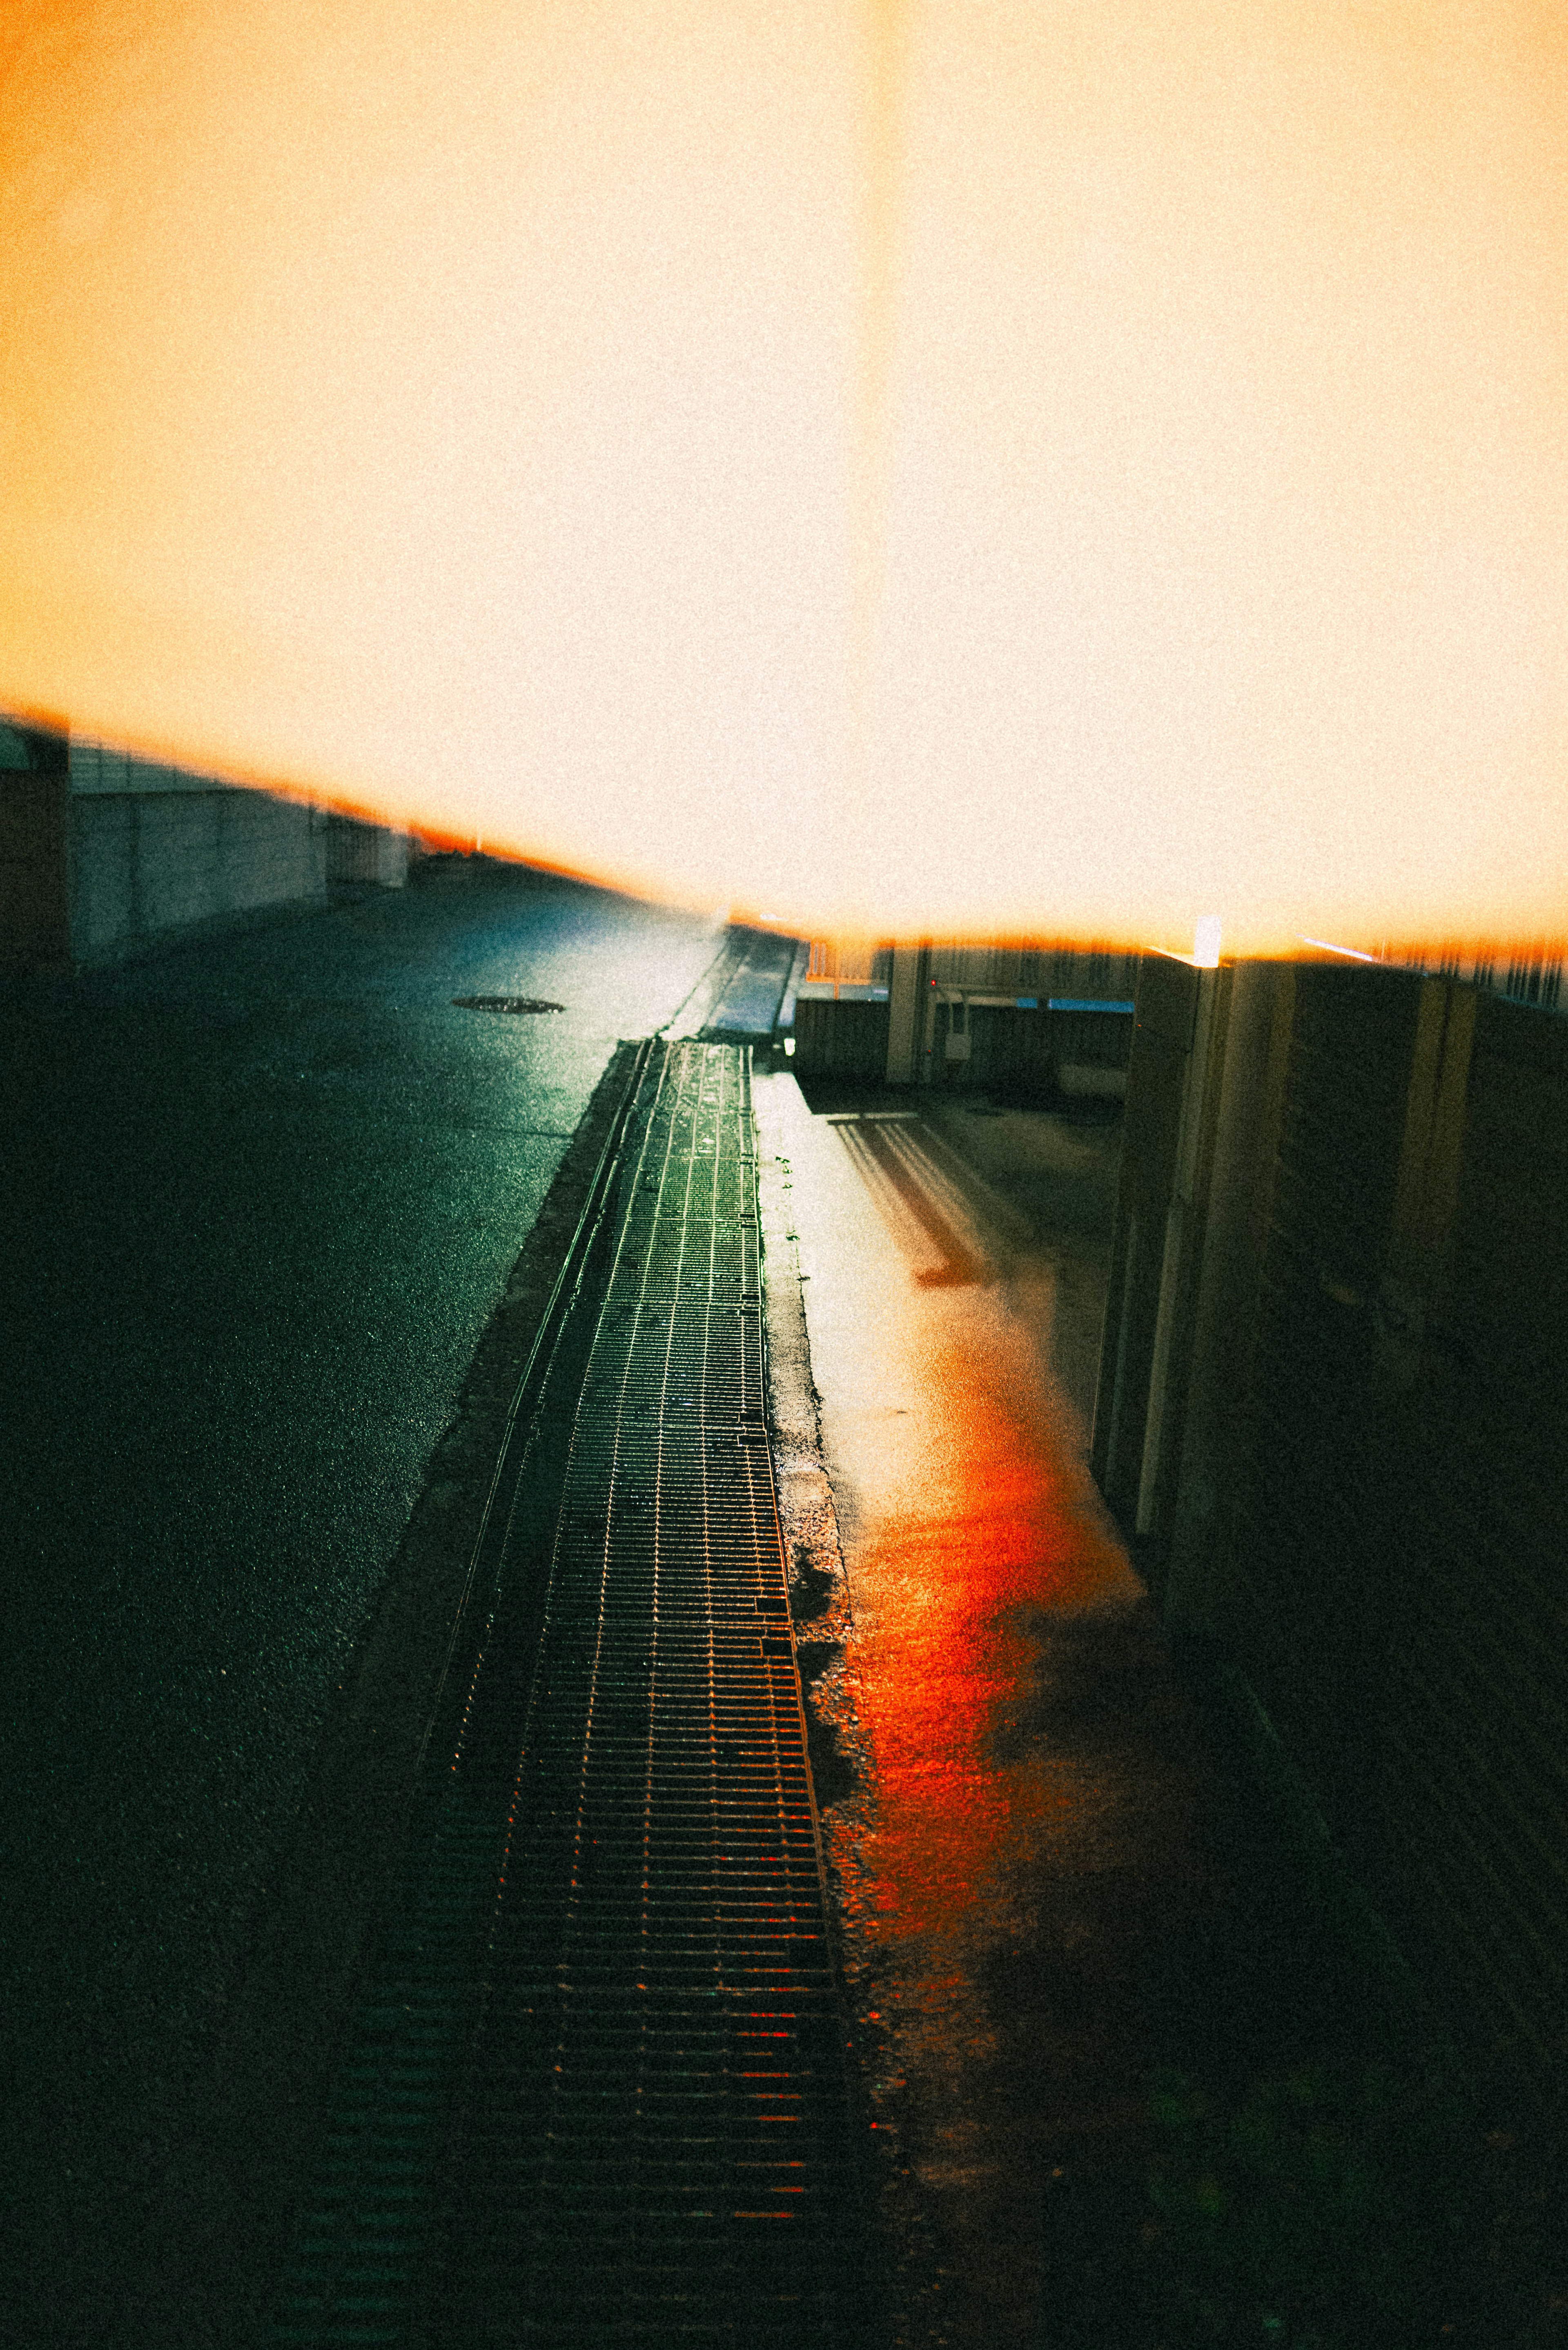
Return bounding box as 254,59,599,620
750,1061,878,1901
751,1061,853,1641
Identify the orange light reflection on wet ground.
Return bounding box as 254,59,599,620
853,1301,1139,1950
768,1088,1216,2349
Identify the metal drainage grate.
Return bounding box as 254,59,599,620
452,995,567,1015
275,1041,872,2348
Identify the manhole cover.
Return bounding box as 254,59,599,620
452,995,566,1014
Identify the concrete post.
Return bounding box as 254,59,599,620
0,720,72,971
884,942,927,1085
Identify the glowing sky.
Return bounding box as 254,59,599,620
2,1,1565,950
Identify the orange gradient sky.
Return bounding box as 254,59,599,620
2,0,1566,951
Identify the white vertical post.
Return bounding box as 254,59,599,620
884,942,924,1085
1135,965,1220,1536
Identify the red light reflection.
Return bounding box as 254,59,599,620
808,1115,1215,2348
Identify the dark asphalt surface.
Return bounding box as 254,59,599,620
0,861,724,2346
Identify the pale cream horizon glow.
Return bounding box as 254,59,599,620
2,0,1565,954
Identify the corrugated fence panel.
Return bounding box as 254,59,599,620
1222,967,1568,2084
1231,965,1419,1853
1372,996,1568,2065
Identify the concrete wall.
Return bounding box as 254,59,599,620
66,729,331,964
792,994,892,1081
1,721,72,969
67,787,328,961
2,772,73,970
1096,954,1568,2104
325,812,410,887
4,718,412,969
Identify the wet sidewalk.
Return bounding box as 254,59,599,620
751,1071,1559,2350
752,1072,1213,2348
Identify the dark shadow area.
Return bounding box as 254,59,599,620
796,1072,1122,1125
0,875,722,2350
1035,1634,1568,2350
793,1639,860,1815
783,1068,1566,2349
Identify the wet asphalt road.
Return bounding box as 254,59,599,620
0,863,723,2347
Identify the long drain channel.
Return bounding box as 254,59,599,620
274,1041,874,2347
